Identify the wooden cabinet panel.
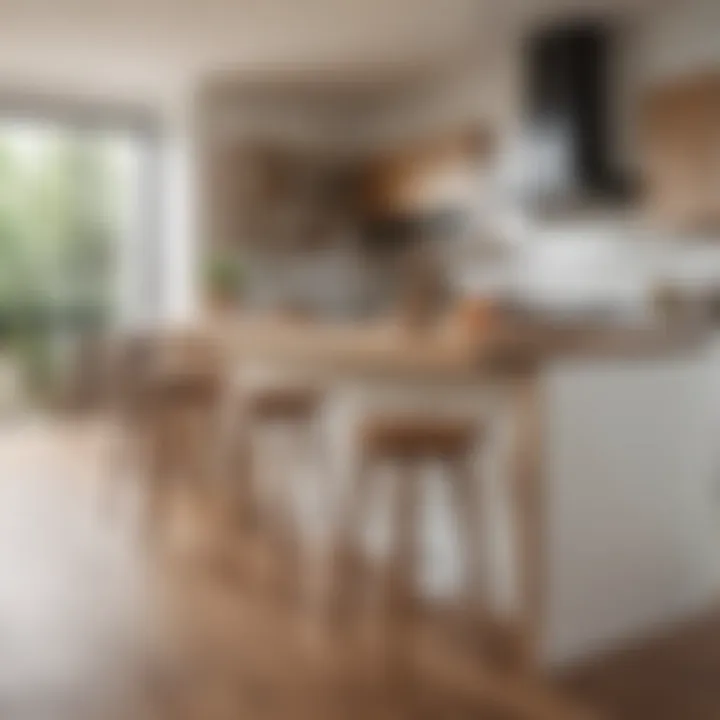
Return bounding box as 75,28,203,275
641,74,720,232
362,127,492,216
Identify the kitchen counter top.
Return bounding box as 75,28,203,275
215,314,711,380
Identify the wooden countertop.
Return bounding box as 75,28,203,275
211,315,710,380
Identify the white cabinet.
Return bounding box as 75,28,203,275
543,340,720,664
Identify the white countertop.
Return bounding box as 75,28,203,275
455,217,720,320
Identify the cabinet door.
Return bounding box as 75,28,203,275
642,74,720,232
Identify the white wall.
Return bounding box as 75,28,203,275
636,0,720,86
160,115,200,324
113,92,201,327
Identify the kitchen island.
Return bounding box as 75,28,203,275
213,314,718,667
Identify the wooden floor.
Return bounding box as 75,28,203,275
0,416,717,719
559,609,720,720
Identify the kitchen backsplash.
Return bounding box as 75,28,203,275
242,207,720,320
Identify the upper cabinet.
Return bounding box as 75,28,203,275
361,127,493,218
641,73,720,232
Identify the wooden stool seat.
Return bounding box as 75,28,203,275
145,370,220,404
361,416,477,459
244,386,321,422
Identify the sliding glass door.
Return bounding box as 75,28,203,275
0,112,159,405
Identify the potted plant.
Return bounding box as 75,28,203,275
204,248,245,316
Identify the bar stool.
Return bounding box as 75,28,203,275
333,414,484,650
228,375,326,600
327,413,591,719
241,385,323,528
141,331,224,533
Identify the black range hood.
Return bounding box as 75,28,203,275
525,20,629,205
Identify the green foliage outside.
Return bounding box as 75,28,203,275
0,124,121,397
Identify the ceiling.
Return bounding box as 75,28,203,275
0,0,671,104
